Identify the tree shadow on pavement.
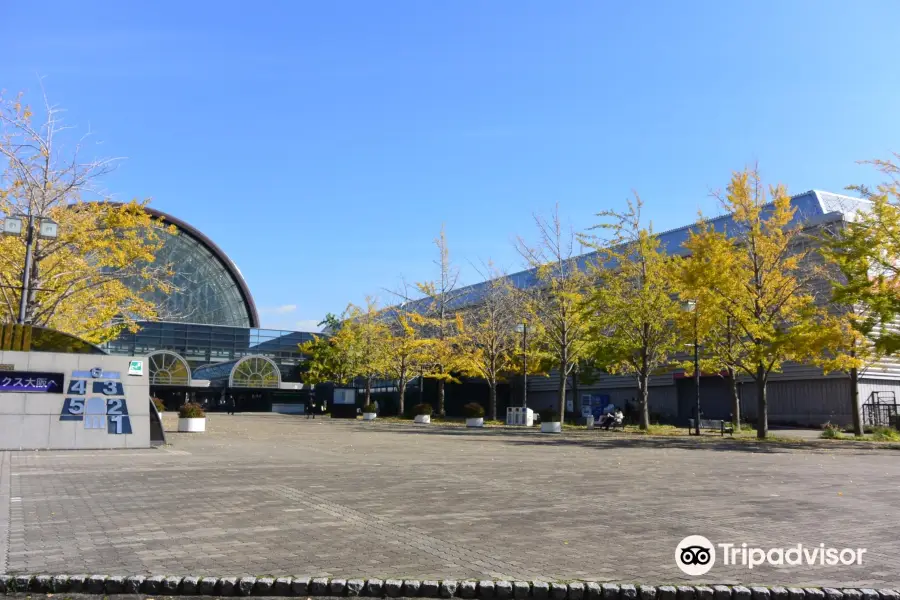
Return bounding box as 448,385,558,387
379,424,899,455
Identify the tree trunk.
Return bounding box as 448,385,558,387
850,366,862,436
438,379,445,416
639,329,650,430
638,372,650,430
489,383,497,421
572,364,581,419
397,362,408,416
558,361,567,424
756,364,768,439
365,377,372,405
729,367,741,432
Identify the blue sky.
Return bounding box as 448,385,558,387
2,2,899,331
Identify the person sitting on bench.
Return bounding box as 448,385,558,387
601,408,624,430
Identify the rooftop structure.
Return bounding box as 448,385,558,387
401,190,869,315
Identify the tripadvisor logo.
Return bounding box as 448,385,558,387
676,536,867,575
676,535,715,576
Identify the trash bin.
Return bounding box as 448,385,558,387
505,407,534,426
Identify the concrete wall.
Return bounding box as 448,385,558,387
0,351,149,450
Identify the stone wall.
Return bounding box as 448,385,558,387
0,350,149,450
0,574,896,600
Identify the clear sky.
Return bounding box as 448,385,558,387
2,2,899,331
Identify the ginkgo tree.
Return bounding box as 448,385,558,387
298,315,362,386
0,92,175,343
456,264,523,421
818,155,900,435
347,297,391,406
681,168,840,438
516,206,593,423
299,300,390,406
416,225,465,416
383,308,430,416
583,195,683,430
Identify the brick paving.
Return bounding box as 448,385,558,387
1,414,898,587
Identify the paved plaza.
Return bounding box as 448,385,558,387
1,414,898,588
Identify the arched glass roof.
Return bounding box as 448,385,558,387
142,208,260,328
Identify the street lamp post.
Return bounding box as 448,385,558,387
2,214,59,324
682,300,700,436
515,323,527,408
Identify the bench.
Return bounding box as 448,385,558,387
687,418,735,436
596,415,625,431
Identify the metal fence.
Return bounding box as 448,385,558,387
862,391,899,427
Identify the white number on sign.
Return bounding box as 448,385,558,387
67,380,87,395
91,381,125,395
107,398,123,415
63,397,85,415
108,414,132,435
109,414,123,433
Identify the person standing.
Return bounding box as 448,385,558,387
227,394,236,415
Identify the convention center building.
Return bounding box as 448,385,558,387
101,208,318,412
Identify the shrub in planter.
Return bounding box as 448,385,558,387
463,402,485,428
362,403,378,421
539,409,561,433
178,402,206,432
179,402,206,419
463,403,485,418
539,409,560,423
413,403,433,424
152,397,166,413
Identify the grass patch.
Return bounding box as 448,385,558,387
871,426,900,442
820,428,844,440
820,421,844,440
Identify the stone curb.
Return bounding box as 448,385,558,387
0,576,896,599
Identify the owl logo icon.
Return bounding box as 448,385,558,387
675,535,716,576
90,367,104,379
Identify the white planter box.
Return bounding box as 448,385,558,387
541,421,562,433
414,414,431,424
178,417,206,433
466,417,484,428
363,412,377,421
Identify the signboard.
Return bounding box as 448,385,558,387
333,388,356,405
59,367,132,434
0,364,14,371
591,393,612,421
0,371,64,393
128,360,144,376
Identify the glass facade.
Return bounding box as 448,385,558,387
147,351,192,385
104,321,320,380
146,225,254,327
191,355,282,388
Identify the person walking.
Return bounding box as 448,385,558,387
305,396,313,419
227,394,236,415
